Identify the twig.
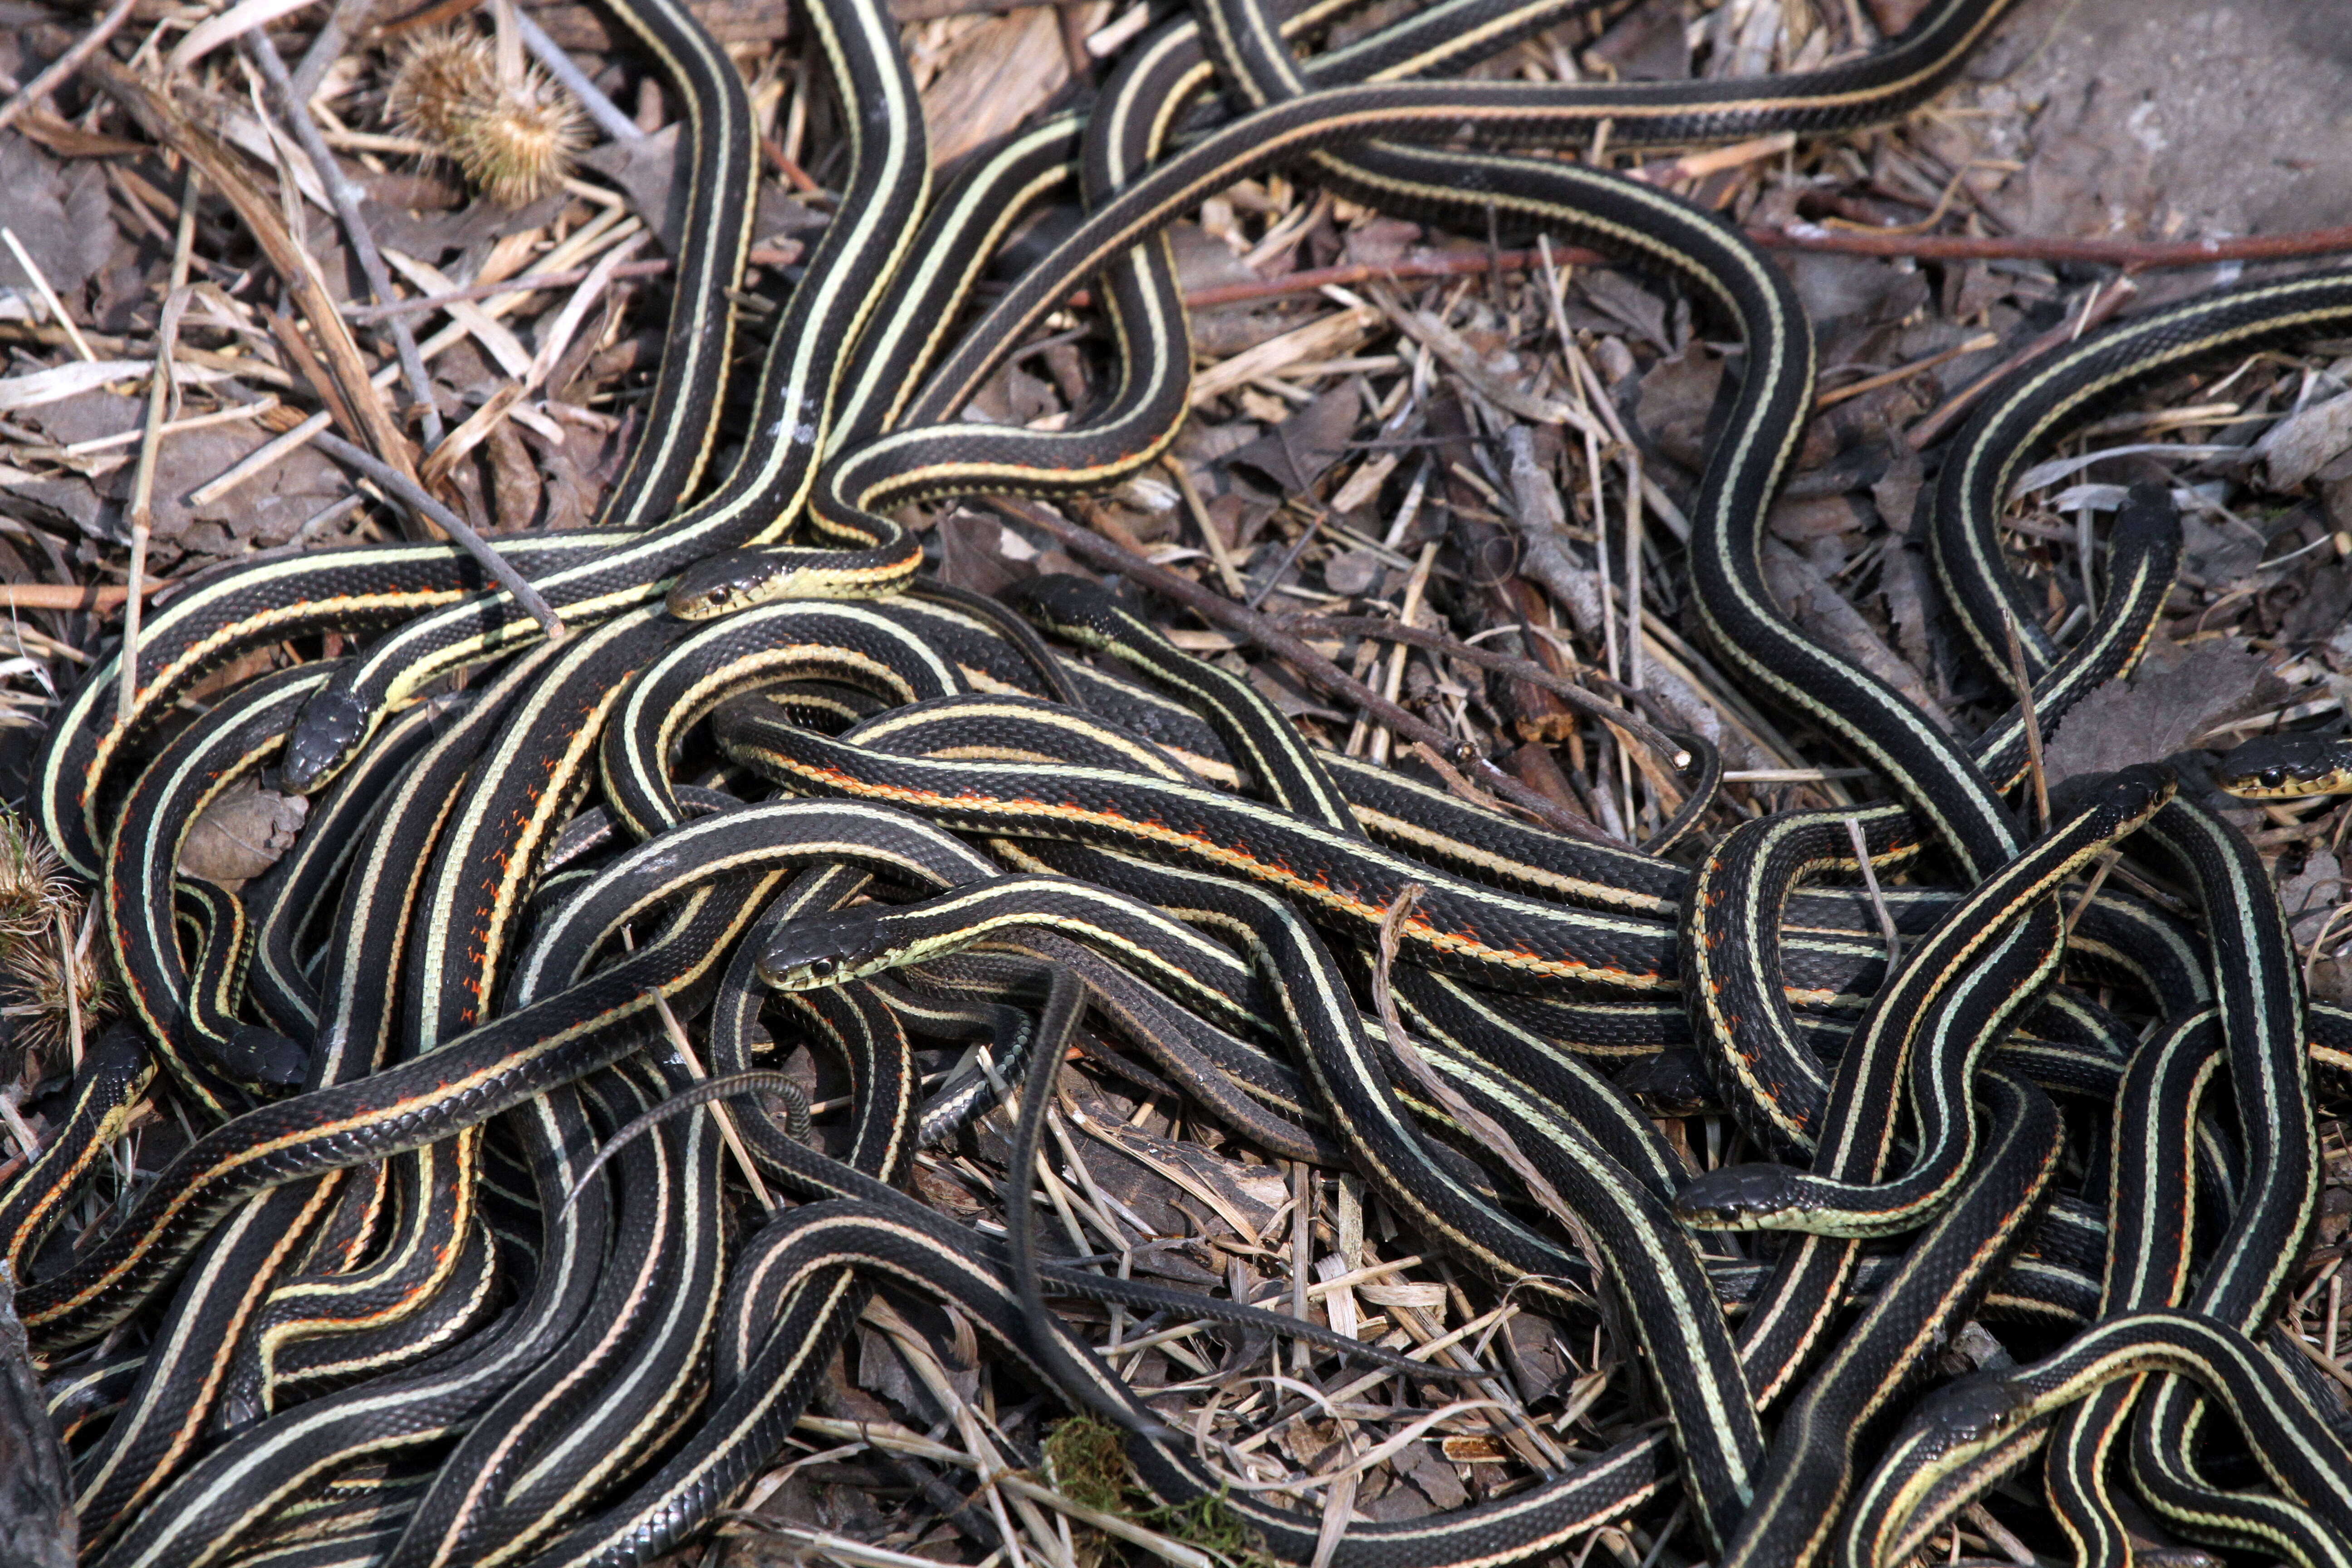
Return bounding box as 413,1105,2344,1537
1366,541,1436,767
985,495,1611,843
1844,817,1902,970
1759,221,2352,266
2,229,95,363
0,1091,37,1162
2064,849,2119,942
57,906,83,1074
287,0,365,101
1907,279,2137,449
0,0,138,135
118,177,201,718
1060,224,2352,314
311,429,565,636
1287,615,1688,765
523,231,650,388
0,582,164,612
509,0,641,144
243,28,445,447
1817,331,1997,411
1162,455,1248,600
341,246,799,321
2000,613,2048,834
648,989,775,1211
82,53,420,480
196,220,647,503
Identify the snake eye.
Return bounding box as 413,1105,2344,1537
805,956,839,982
2263,768,2288,789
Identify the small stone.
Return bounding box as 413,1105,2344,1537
1324,548,1382,596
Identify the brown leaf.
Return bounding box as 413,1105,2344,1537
1578,270,1671,353
577,127,691,253
917,7,1073,169
2257,392,2352,491
1760,536,1950,730
1634,346,1722,469
3,391,348,551
1781,252,1930,333
936,510,1032,597
1324,548,1381,596
485,420,542,530
2179,509,2265,588
0,133,112,300
2283,850,2345,947
361,190,567,258
179,777,309,885
1584,0,1688,78
2043,639,2285,786
1219,385,1360,497
1395,1443,1469,1513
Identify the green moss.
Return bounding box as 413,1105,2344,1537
1137,1492,1276,1568
1040,1416,1276,1568
1044,1415,1130,1516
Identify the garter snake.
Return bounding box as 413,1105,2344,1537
26,0,769,880
2215,734,2352,799
678,0,2030,617
2042,1011,2224,1568
1847,1310,2352,1568
32,0,2333,1561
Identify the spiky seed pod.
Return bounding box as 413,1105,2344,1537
454,66,587,206
384,29,489,144
385,28,586,207
0,810,74,942
1,902,116,1057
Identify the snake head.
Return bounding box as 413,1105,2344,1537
757,908,893,990
1672,1162,1806,1230
214,1024,313,1089
281,689,373,795
2214,733,2350,800
2111,479,2180,549
2102,761,2177,823
667,552,799,621
1000,574,1122,643
1908,1370,2031,1447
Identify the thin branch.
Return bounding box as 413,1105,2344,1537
985,495,1616,844
0,0,139,135
1284,615,1688,767
119,176,200,716
82,52,420,480
509,0,641,144
0,582,164,612
1907,278,2138,449
340,245,800,321
311,429,565,636
243,28,445,448
1063,223,2352,314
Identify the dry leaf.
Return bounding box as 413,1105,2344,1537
1761,536,1950,730
917,7,1079,168
2257,392,2352,491
179,776,309,884
1221,385,1360,496
578,127,689,252
1324,547,1381,596
2043,639,2283,786
2282,849,2346,947
0,134,111,302
2179,508,2266,587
